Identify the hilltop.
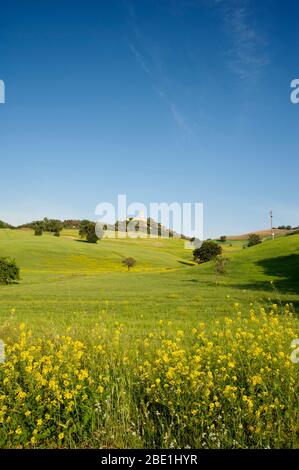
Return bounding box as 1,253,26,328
225,227,298,240
0,219,14,229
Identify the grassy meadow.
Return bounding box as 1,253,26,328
0,229,299,448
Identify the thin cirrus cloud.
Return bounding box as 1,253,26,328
128,41,192,133
126,0,269,137
126,1,192,134
128,42,151,76
214,0,270,80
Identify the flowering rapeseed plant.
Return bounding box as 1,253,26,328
0,304,298,448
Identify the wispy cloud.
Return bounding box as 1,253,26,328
214,0,269,80
128,43,151,75
154,87,191,132
125,1,192,133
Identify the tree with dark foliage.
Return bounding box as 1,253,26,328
122,257,136,271
193,241,222,264
34,222,43,236
0,258,20,284
79,220,91,239
86,222,99,243
247,233,262,247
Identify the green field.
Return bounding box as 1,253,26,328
0,229,298,331
0,229,299,448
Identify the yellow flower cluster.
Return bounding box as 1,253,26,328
0,304,298,448
135,304,299,448
0,325,109,448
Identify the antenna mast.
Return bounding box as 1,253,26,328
270,210,274,239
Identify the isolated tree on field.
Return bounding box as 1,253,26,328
214,256,229,275
193,241,222,264
0,257,20,284
122,257,136,271
219,235,227,243
86,222,99,243
79,220,91,239
247,233,262,247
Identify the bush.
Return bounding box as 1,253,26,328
0,257,20,284
34,224,43,237
79,219,91,239
122,257,136,271
0,220,14,229
193,241,222,263
86,223,98,243
43,218,63,234
248,233,262,247
214,255,229,274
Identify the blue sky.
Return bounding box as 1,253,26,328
0,0,298,238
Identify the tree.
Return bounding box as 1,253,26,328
34,222,43,236
219,235,227,243
214,256,229,275
0,220,14,229
79,220,91,239
248,233,262,247
43,219,63,236
122,257,136,271
193,241,222,264
86,222,98,243
0,257,20,284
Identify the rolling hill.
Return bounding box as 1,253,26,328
226,228,298,239
1,228,298,449
0,229,298,334
0,230,299,328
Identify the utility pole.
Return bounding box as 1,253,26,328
270,210,274,239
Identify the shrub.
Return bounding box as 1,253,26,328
34,224,43,236
43,218,63,233
193,241,222,263
79,220,91,239
86,223,98,243
0,220,14,229
0,257,20,284
214,255,230,274
122,257,136,271
248,233,262,247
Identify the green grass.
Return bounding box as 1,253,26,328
0,229,299,448
0,229,298,333
216,239,247,253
